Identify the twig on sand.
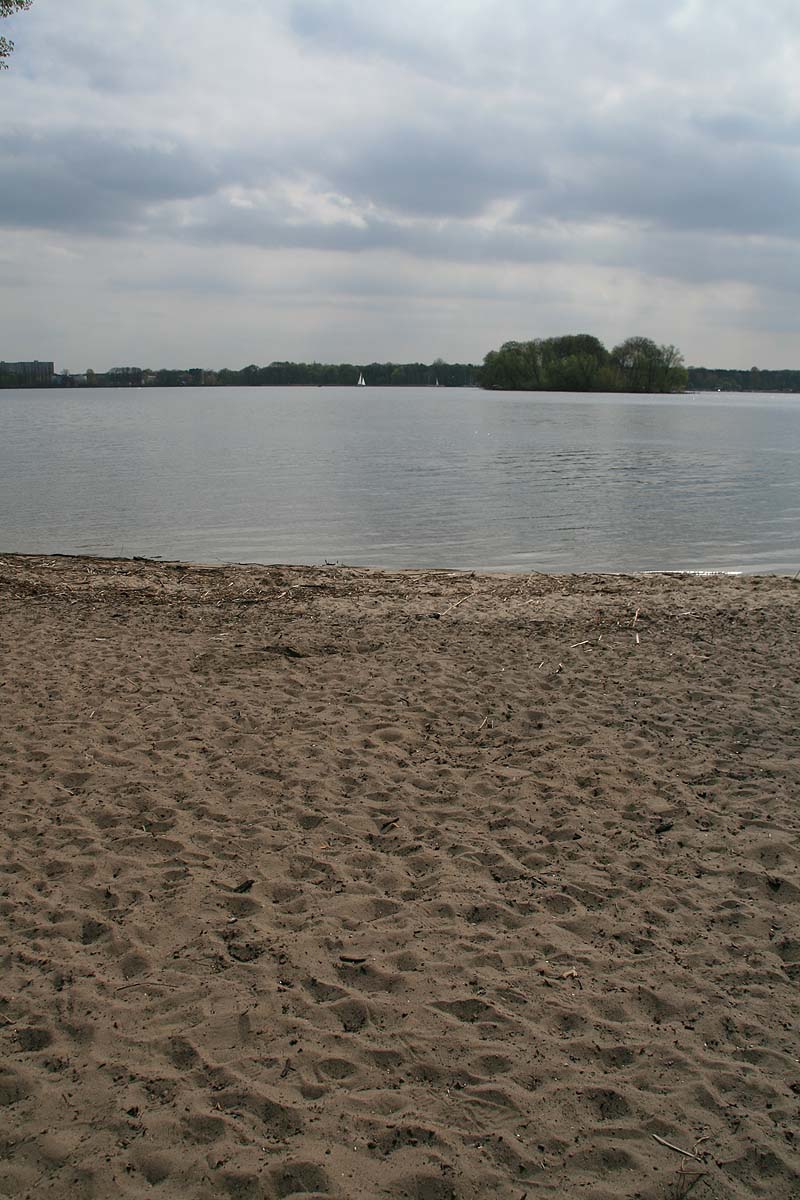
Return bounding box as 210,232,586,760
477,715,489,731
652,1134,701,1160
632,608,640,627
438,592,477,617
116,980,181,993
570,640,590,648
402,569,460,578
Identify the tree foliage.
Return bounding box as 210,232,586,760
0,0,31,69
610,336,687,393
479,333,687,393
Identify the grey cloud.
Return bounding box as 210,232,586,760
4,8,798,253
175,192,568,266
107,269,251,297
4,111,799,307
514,119,800,239
611,229,800,295
729,303,800,335
288,0,440,69
693,111,800,147
321,123,545,219
23,30,165,96
289,0,390,54
0,129,224,233
162,162,800,301
14,0,217,97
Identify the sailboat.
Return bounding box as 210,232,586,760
357,371,366,386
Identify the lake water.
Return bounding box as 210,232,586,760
1,386,798,574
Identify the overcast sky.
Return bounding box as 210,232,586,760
2,0,799,371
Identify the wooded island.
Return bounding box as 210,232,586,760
479,334,687,392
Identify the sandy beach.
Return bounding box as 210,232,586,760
1,554,798,1199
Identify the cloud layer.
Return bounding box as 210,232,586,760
2,0,799,368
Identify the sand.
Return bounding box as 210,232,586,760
0,554,798,1200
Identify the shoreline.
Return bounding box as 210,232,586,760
4,549,789,580
2,554,798,1198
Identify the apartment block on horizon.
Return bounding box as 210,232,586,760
0,360,55,385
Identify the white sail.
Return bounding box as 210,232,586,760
357,372,366,386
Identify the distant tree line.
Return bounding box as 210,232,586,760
479,335,688,393
686,366,800,392
0,360,480,388
215,360,478,387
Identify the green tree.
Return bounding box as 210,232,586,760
658,343,688,392
480,341,541,389
1,1,32,69
540,334,608,389
480,333,686,393
611,336,687,393
480,335,608,391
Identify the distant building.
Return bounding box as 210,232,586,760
0,360,55,385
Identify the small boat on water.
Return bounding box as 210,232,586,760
357,372,366,386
